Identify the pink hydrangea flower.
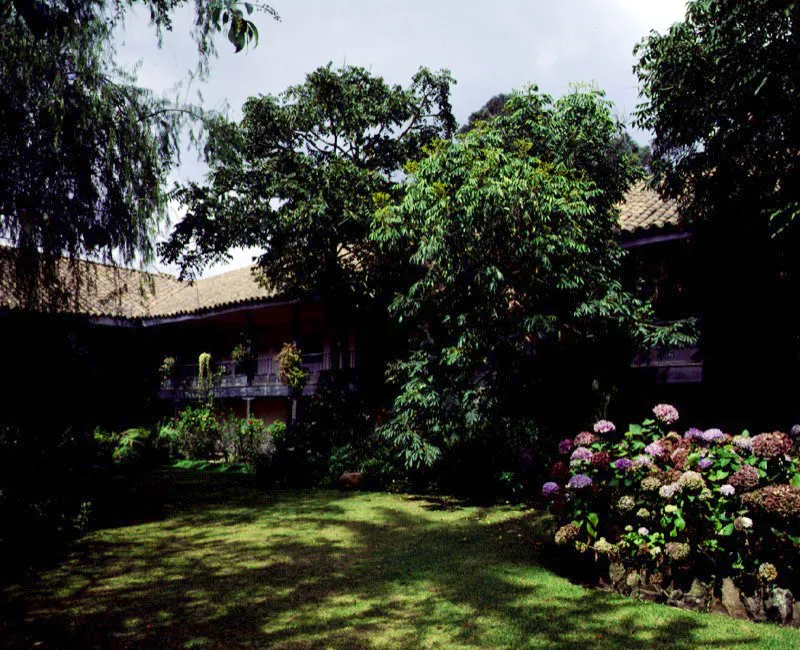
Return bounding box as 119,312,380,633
594,420,616,434
644,441,665,458
570,446,594,464
653,403,679,425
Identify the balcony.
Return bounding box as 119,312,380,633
158,352,353,400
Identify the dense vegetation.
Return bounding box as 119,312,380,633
634,0,800,426
543,404,800,623
0,0,272,307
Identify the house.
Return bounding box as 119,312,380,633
0,183,694,428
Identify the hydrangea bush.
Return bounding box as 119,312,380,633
542,404,800,617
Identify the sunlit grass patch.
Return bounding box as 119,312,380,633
3,470,799,649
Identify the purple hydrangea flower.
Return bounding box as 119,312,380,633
720,484,735,497
698,457,713,470
733,435,753,451
638,527,650,536
574,431,596,446
558,438,573,455
613,458,634,471
594,420,616,434
644,441,665,458
542,482,560,499
567,474,593,490
570,446,594,463
684,428,703,441
653,403,680,425
791,424,800,440
634,454,653,467
701,428,726,444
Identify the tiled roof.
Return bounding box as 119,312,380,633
0,185,680,320
147,266,277,318
0,252,276,321
618,182,682,234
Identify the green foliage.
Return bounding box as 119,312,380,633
231,340,255,368
634,0,800,422
373,85,693,469
198,352,213,389
112,428,153,467
93,427,120,463
458,93,511,134
159,356,177,380
0,1,275,308
634,0,800,234
157,420,183,460
173,405,221,459
266,420,287,445
220,416,273,467
546,408,800,594
160,63,456,304
276,343,308,396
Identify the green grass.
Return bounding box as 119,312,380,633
170,459,252,474
3,470,799,649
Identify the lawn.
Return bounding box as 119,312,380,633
2,469,799,649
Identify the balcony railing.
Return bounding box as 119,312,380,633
160,351,351,394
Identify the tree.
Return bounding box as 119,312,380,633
372,86,692,470
0,1,273,307
458,92,511,134
160,63,456,309
462,92,651,170
634,0,800,424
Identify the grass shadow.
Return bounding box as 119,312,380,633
2,471,794,649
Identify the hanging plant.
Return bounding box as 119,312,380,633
159,356,177,380
231,342,255,365
198,352,212,388
276,342,308,395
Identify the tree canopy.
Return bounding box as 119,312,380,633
160,64,457,306
634,0,800,234
372,86,692,469
634,0,800,424
0,1,273,306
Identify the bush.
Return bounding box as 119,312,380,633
173,405,220,459
92,427,119,463
112,428,153,467
220,417,275,467
156,420,183,461
541,404,800,611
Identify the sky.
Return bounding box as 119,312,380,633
116,0,688,276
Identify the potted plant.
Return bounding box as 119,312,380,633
159,356,177,385
232,340,256,383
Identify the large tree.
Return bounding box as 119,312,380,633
0,1,272,307
634,0,800,425
372,86,691,470
160,63,456,308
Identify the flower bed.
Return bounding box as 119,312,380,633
542,405,800,625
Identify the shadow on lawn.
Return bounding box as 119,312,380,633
1,474,767,650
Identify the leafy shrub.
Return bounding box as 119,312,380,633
173,405,220,459
0,423,106,574
276,342,308,394
542,404,800,600
92,427,119,463
156,421,183,461
112,428,153,467
220,417,275,467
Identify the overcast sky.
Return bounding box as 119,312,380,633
117,0,688,276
